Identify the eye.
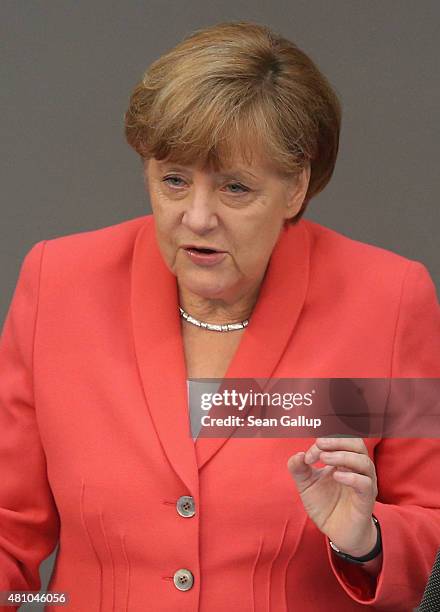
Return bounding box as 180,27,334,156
162,175,186,188
224,182,250,194
161,175,250,195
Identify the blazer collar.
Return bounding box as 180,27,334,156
131,216,310,492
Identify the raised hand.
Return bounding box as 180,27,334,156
287,437,378,557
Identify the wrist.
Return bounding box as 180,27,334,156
342,517,377,557
329,515,382,564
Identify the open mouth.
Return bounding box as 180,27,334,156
183,246,227,265
184,246,223,254
189,247,217,254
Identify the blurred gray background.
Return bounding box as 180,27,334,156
1,1,438,609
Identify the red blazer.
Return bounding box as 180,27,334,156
1,215,439,611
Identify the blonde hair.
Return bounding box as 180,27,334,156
124,20,342,221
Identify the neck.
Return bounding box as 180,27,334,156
178,285,261,325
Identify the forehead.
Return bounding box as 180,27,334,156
155,160,259,181
149,145,279,179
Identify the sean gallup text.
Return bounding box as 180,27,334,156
200,415,322,429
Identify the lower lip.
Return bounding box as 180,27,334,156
184,249,227,266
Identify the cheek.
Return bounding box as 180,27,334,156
238,216,282,257
152,210,179,261
231,232,273,276
152,200,179,233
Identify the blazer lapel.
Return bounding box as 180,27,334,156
131,216,310,482
131,216,199,494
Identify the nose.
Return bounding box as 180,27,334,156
181,190,219,234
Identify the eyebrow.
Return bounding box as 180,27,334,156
157,162,259,181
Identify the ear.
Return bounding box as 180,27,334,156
284,163,311,220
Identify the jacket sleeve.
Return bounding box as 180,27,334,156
0,241,60,605
326,260,440,610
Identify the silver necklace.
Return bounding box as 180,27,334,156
179,306,249,332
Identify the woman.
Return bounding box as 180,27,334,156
1,20,439,612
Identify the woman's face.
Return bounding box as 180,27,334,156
144,154,310,304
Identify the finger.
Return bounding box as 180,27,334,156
331,470,377,498
287,452,322,484
287,452,336,494
287,452,312,481
304,445,321,464
315,437,367,454
304,440,328,464
304,438,367,465
320,450,376,479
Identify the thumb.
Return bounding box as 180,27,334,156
287,452,313,486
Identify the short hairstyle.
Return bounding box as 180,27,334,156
124,20,342,221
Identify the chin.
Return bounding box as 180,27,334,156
178,274,232,301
